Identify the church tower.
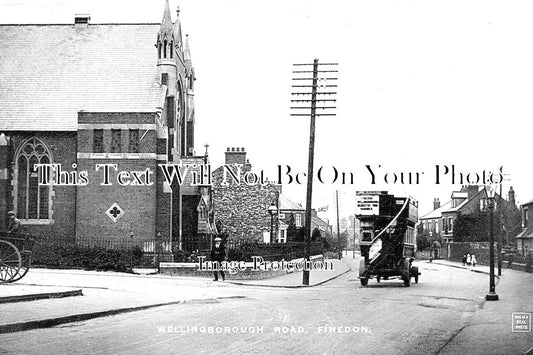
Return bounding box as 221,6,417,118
156,0,195,161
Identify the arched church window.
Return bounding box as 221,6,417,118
158,41,162,59
15,137,52,220
176,82,185,155
170,41,173,58
164,39,167,58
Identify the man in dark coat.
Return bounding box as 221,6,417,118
211,237,226,281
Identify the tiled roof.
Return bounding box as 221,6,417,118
0,24,162,131
522,198,533,206
419,200,453,220
279,194,304,211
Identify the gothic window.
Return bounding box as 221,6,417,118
164,39,167,58
170,41,173,58
16,137,52,220
158,41,162,59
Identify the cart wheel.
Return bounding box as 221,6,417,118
9,251,31,283
376,276,381,283
360,277,368,286
0,240,22,283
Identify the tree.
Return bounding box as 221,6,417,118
416,233,430,251
286,214,300,242
311,228,321,241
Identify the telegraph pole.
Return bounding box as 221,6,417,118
291,59,338,285
336,190,341,260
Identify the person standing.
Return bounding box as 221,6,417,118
466,253,472,266
211,237,226,281
471,254,477,267
462,254,467,266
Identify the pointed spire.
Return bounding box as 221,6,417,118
184,34,192,63
161,0,173,33
173,5,183,49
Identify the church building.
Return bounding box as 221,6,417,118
0,1,216,255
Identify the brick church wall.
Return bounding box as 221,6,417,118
4,131,77,242
76,112,159,243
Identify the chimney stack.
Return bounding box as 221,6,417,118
508,186,516,205
433,198,440,211
225,147,250,171
74,14,90,27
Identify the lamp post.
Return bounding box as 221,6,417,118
156,231,162,272
268,202,278,244
130,232,134,271
485,186,499,301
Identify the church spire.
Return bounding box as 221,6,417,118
184,34,192,64
157,0,175,60
161,0,173,33
173,5,183,50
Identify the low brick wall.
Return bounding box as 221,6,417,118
160,255,326,280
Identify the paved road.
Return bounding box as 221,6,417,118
0,260,531,354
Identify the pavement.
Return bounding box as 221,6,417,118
427,259,533,355
0,258,353,334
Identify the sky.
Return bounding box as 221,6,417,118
1,0,532,222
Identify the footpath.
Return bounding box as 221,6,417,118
429,259,533,355
0,258,352,334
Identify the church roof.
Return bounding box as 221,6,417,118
0,24,163,131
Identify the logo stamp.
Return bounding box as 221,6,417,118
512,312,531,332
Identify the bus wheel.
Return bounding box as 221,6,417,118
360,277,368,286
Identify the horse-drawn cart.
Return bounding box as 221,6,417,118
0,232,37,283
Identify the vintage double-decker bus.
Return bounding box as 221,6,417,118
356,191,420,287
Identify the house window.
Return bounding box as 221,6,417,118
295,214,302,227
129,129,139,153
111,129,121,153
93,129,103,153
15,137,52,220
278,230,286,243
435,221,439,233
524,207,529,228
443,218,447,233
448,217,453,232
